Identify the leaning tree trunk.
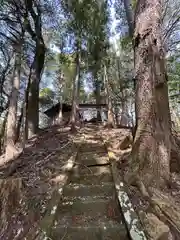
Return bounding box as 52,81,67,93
70,51,80,131
129,0,172,188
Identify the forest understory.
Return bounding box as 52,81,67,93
0,125,79,239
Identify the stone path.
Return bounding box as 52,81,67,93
47,126,130,239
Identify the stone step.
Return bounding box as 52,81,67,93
79,143,106,153
72,165,112,176
77,152,109,166
54,197,123,226
63,183,114,198
63,195,113,202
50,224,129,240
69,172,113,185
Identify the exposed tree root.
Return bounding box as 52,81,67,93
125,175,180,239
70,124,78,133
143,188,180,239
123,137,180,239
116,125,133,130
139,211,173,240
151,189,180,233
118,135,133,150
103,123,115,129
125,164,180,239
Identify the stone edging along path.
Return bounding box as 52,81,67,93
101,136,148,240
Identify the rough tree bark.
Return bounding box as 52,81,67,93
128,0,172,188
122,0,136,129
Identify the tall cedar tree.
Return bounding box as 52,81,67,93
129,0,172,188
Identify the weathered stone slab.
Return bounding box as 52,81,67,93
63,182,114,198
72,165,112,175
50,224,129,240
77,151,109,166
70,172,113,185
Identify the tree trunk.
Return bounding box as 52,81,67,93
122,0,134,37
114,106,120,125
0,58,11,115
27,41,45,137
104,65,115,127
116,58,129,126
92,67,101,121
58,71,64,124
120,96,129,126
70,51,80,131
25,67,32,140
122,0,136,129
25,0,46,137
15,104,23,143
5,49,21,161
22,101,26,149
130,0,171,188
58,102,63,124
94,79,101,121
0,109,8,155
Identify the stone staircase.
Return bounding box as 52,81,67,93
49,134,130,239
